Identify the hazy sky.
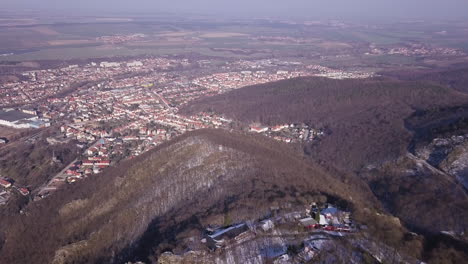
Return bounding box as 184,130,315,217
3,0,468,20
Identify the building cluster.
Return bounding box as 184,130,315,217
0,57,186,107
249,123,324,143
306,64,375,79
227,59,303,70
192,70,312,92
389,47,463,56
0,109,50,129
250,36,316,44
35,97,232,199
165,203,353,263
0,175,30,205
203,203,352,248
96,33,147,44
366,43,464,57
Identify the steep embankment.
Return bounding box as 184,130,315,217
0,129,377,264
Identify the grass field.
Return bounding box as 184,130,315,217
199,32,248,38
47,39,95,46
31,26,60,36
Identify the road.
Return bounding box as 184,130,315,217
34,158,76,197
148,87,175,111
34,139,100,198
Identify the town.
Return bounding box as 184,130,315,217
0,56,374,107
0,56,347,201
2,42,452,202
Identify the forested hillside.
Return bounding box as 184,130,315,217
181,76,468,262
382,66,468,94
181,76,468,171
0,129,383,264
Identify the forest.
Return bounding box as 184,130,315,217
0,129,416,264
181,76,468,170
181,75,468,263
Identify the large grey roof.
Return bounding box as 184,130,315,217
0,110,35,122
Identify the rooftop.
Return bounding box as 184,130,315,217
0,110,35,122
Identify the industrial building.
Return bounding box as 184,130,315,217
0,109,50,129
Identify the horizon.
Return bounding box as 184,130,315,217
2,0,468,21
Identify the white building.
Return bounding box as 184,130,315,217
127,61,143,67
100,62,121,68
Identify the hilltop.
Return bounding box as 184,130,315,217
0,129,384,264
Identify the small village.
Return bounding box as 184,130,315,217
365,43,464,57
249,123,324,143
160,202,355,263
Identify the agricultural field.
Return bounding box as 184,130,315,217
0,15,467,72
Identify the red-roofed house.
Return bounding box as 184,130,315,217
18,187,30,196
95,160,110,166
0,179,12,188
250,126,269,133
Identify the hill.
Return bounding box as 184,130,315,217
0,129,79,217
381,66,468,94
181,76,468,171
0,129,384,264
180,76,468,260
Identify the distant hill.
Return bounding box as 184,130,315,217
381,66,468,94
181,76,468,171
